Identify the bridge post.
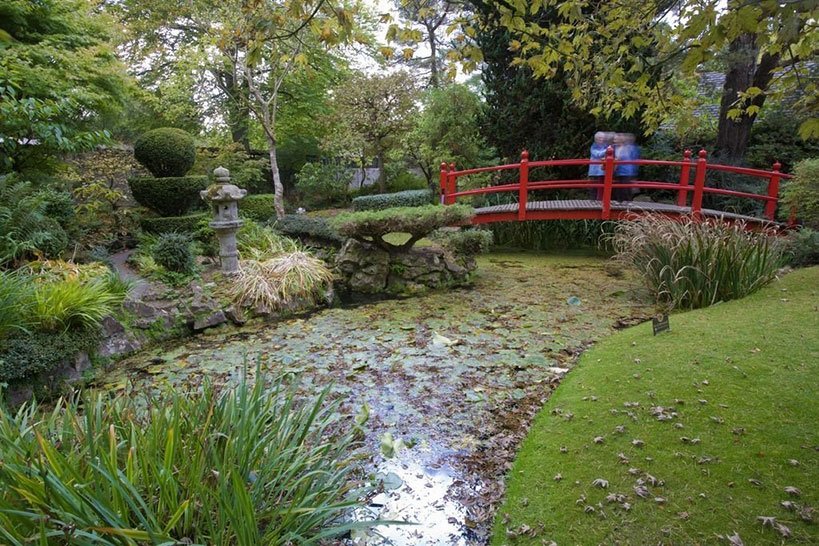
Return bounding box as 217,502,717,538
691,150,707,218
447,163,456,205
765,161,781,221
439,162,448,205
601,146,614,220
677,150,692,207
518,150,529,221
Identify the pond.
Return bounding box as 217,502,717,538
96,251,651,545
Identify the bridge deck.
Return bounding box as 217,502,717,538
473,199,776,225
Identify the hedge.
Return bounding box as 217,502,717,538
351,189,432,211
134,128,196,177
272,214,344,246
129,175,209,217
140,212,209,234
240,194,276,222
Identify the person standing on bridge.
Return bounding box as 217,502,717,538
614,133,640,201
587,131,611,200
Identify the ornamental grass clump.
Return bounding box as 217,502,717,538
609,215,785,310
230,252,334,311
0,369,373,544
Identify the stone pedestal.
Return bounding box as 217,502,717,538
201,166,247,274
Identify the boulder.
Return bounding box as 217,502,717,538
193,310,227,332
336,239,390,294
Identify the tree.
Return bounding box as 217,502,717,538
481,0,818,163
402,84,495,186
383,0,457,88
0,0,129,172
325,72,419,192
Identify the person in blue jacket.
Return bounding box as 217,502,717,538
614,133,639,201
587,131,610,200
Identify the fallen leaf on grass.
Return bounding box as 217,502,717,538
785,486,801,496
592,478,609,488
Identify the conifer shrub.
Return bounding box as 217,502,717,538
272,214,344,246
151,232,195,274
140,212,209,234
351,189,432,211
240,194,276,222
129,175,208,217
134,127,196,177
332,204,474,252
780,158,819,229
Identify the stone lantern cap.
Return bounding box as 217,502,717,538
201,183,247,202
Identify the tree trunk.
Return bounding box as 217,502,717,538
714,34,779,164
265,134,286,219
376,149,386,193
428,26,439,89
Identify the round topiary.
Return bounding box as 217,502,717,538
152,232,195,274
134,128,196,178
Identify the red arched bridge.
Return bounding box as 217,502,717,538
439,148,791,226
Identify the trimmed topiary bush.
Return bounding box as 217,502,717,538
140,212,209,234
272,215,344,246
240,194,276,222
351,189,432,211
129,175,208,217
134,128,196,177
332,204,474,252
152,232,195,274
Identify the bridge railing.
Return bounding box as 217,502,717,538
440,147,791,222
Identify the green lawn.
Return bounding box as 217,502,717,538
492,266,819,545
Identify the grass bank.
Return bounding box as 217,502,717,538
492,266,819,545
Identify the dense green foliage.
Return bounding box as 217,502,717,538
152,232,196,274
333,204,474,251
609,216,785,309
193,146,272,194
272,214,344,246
784,228,819,267
240,194,276,222
134,128,196,177
140,212,209,235
0,175,73,265
493,266,819,544
129,175,208,217
489,220,609,250
28,277,124,332
295,161,352,209
0,328,101,383
352,189,432,211
0,369,373,543
0,0,127,171
0,271,32,339
431,229,494,256
780,158,819,229
746,113,819,172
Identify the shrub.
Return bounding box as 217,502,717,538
0,328,101,383
152,232,196,274
230,253,334,311
0,368,373,543
352,189,432,211
431,229,494,256
332,204,474,252
241,194,276,222
746,113,819,172
0,271,32,339
28,277,125,332
134,127,196,177
608,215,785,310
489,220,610,250
384,163,427,192
129,175,209,216
784,228,819,267
295,161,352,209
140,212,209,234
272,214,345,246
780,158,819,229
238,221,299,261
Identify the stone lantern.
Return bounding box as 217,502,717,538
201,166,247,274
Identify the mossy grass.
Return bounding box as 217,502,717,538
492,266,819,545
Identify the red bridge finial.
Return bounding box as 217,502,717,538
606,146,614,157
521,150,529,161
698,149,707,159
